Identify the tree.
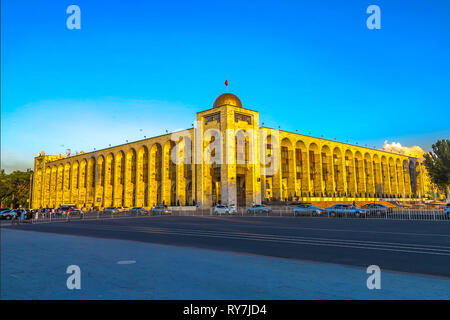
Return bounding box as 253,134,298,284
0,169,33,208
423,139,450,198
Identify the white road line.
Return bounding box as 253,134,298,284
126,228,450,256
198,216,450,237
132,226,450,251
51,223,450,256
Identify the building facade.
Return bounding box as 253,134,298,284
30,93,425,209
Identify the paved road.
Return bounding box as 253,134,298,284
4,216,450,278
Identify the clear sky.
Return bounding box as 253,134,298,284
1,0,449,172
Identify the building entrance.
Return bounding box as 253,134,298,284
236,174,246,207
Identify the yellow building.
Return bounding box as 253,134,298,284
30,93,426,209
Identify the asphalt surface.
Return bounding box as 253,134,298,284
3,216,450,278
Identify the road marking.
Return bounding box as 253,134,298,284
50,223,450,256
132,226,450,255
197,216,450,237
116,260,136,265
132,226,450,250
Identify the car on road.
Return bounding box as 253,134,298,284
57,204,77,214
444,204,450,217
227,205,237,214
151,205,171,215
0,209,31,220
130,207,148,215
103,207,120,214
293,203,324,216
324,204,366,217
246,204,272,214
213,205,228,214
0,210,15,220
213,204,237,215
361,203,392,215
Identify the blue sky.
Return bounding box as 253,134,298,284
1,0,449,172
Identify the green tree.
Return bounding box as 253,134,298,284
423,139,450,198
0,169,33,208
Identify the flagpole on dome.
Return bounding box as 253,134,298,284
225,79,228,93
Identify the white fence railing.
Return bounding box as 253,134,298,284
6,207,449,225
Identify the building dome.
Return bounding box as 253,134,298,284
213,93,242,108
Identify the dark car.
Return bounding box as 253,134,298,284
151,205,171,215
361,203,393,215
103,207,120,214
57,204,78,214
130,207,148,215
325,204,366,217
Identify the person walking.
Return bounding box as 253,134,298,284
18,209,25,224
11,210,17,225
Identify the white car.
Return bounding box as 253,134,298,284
227,205,237,214
293,204,324,216
214,205,230,215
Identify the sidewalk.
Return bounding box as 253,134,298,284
1,228,449,299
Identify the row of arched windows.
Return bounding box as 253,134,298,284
33,140,194,209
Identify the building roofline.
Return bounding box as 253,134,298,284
197,105,260,114
38,127,194,163
259,126,418,159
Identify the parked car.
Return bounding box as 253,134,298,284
361,203,392,215
103,207,120,214
57,204,77,214
325,204,366,217
0,210,15,220
246,204,272,214
214,205,231,215
1,209,31,220
227,205,237,214
444,204,450,217
293,203,324,216
151,205,171,215
130,207,148,215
